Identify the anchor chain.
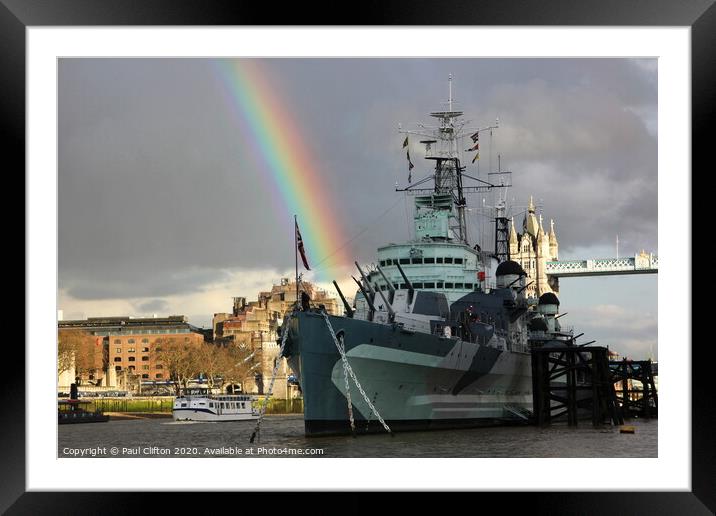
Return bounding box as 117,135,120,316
321,311,393,436
338,333,356,435
249,311,293,443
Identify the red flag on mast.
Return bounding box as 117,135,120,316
295,220,310,270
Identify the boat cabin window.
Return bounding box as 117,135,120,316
400,283,408,289
424,282,435,288
436,257,444,264
436,282,444,288
413,282,424,288
386,259,393,265
455,283,464,289
411,258,422,264
445,282,454,288
464,283,472,289
454,258,463,265
241,403,245,409
379,260,385,266
444,258,453,264
209,403,214,408
399,258,410,264
181,403,187,407
424,257,435,264
393,283,399,289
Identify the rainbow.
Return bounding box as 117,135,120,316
213,59,351,280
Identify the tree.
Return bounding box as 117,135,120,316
152,337,200,395
220,342,258,393
58,329,105,384
192,342,257,393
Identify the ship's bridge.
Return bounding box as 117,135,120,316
357,241,498,305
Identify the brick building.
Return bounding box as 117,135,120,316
58,315,206,391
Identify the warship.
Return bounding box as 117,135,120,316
282,78,572,436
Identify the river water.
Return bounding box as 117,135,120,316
58,415,657,458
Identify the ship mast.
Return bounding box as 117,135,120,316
397,76,504,250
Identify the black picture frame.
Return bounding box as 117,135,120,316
5,1,713,513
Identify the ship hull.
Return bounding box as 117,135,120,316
286,311,533,436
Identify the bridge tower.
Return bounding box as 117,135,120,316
509,196,560,299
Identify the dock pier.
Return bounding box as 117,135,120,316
530,346,658,427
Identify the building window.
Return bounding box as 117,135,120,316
114,339,121,344
128,357,135,362
141,356,149,361
115,366,122,371
141,338,149,344
116,348,122,353
142,374,149,379
128,366,135,371
142,347,149,352
155,347,162,352
155,373,163,379
114,357,122,362
128,339,135,344
128,347,135,353
142,365,150,370
156,365,163,369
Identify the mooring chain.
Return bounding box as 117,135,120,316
249,312,293,443
338,334,356,434
321,311,392,436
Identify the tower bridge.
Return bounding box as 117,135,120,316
545,253,658,278
507,196,657,297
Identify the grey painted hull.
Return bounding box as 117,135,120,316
285,311,533,436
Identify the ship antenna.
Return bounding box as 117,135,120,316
448,73,453,113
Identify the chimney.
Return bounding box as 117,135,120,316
233,297,246,316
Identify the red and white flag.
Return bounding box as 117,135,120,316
295,220,310,270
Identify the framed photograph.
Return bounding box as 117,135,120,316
7,0,713,512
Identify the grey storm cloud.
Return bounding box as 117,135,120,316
59,58,656,301
61,267,231,300
135,298,170,314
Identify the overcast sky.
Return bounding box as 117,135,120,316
58,58,657,359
